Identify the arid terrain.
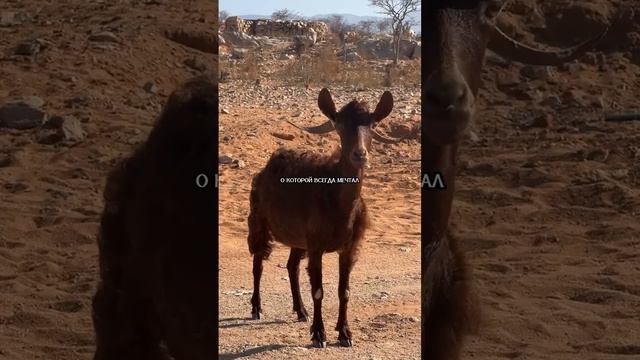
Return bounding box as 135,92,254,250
0,1,217,359
0,0,639,359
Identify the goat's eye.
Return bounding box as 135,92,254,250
480,0,506,23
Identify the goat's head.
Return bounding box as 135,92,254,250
306,88,393,169
424,0,609,146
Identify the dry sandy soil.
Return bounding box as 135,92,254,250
0,1,217,359
1,0,639,360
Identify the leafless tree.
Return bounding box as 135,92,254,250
376,18,391,34
369,0,420,64
219,10,230,23
271,8,300,21
358,20,376,35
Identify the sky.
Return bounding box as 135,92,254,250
219,0,385,17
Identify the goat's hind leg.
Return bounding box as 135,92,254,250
248,215,272,320
287,248,309,322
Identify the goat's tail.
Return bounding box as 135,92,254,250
247,176,273,260
422,232,481,360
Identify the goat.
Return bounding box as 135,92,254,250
248,88,393,348
422,1,609,359
92,76,217,360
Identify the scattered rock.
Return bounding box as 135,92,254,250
271,132,295,141
219,154,233,164
221,108,230,114
37,116,86,144
0,97,47,129
496,72,521,88
165,28,218,54
231,48,248,59
15,39,45,56
88,31,121,43
232,159,245,169
184,57,207,72
143,82,158,94
0,11,27,27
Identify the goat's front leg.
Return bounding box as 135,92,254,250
336,250,354,347
308,251,326,348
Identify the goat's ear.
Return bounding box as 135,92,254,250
318,88,337,121
373,91,393,123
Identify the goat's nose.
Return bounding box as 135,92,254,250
354,148,368,159
425,72,469,111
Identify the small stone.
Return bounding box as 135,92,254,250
88,31,121,43
184,57,207,72
0,97,46,129
219,154,233,164
231,48,248,59
271,132,294,141
37,116,86,144
221,108,230,114
15,39,43,56
232,159,246,169
143,82,158,94
496,72,520,87
0,11,26,27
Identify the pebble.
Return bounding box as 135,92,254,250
0,11,26,27
271,132,294,140
184,57,207,72
0,97,46,129
88,31,121,43
143,82,158,94
219,154,233,164
37,115,86,144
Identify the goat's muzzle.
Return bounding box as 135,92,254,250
423,69,474,146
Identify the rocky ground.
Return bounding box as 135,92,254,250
0,1,216,359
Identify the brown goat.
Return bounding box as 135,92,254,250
422,1,609,359
248,88,393,348
92,76,217,360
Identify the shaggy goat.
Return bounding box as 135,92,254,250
92,76,217,360
248,88,393,348
422,1,609,359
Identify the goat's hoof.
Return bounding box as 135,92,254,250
251,312,262,320
312,339,327,348
339,339,353,347
297,309,309,322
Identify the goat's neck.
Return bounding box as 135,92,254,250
336,155,364,206
423,141,458,246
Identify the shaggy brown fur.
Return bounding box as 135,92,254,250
248,88,393,348
92,76,217,360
